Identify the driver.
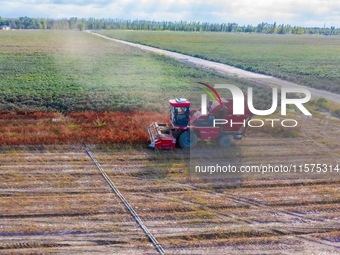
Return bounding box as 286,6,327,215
207,100,213,112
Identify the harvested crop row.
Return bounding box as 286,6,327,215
0,111,168,145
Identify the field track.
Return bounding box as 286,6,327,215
83,144,165,254
88,31,340,104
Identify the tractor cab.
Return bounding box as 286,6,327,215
169,98,190,128
147,98,190,149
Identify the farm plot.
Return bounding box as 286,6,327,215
97,30,340,94
0,30,320,114
0,30,198,112
1,29,340,255
0,146,157,254
0,112,339,254
0,111,168,145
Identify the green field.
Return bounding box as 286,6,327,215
0,30,196,112
97,30,340,94
0,30,276,112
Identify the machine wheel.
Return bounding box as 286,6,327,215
179,131,197,149
218,134,232,147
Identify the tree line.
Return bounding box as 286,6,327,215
0,16,338,35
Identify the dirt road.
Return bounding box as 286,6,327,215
88,31,340,103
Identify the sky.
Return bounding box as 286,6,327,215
1,0,340,27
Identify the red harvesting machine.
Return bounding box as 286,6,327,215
147,89,253,149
